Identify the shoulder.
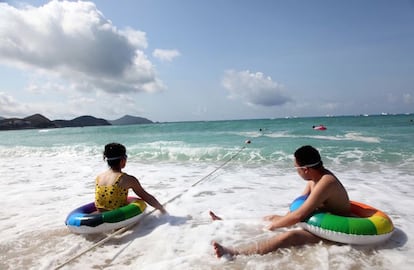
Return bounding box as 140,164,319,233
316,172,347,197
97,170,109,178
119,173,139,185
318,169,339,182
321,172,337,182
96,170,112,184
312,173,338,192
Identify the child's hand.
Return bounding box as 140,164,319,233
265,220,280,231
263,215,282,231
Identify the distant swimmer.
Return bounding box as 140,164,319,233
313,125,327,131
259,128,265,136
259,128,269,135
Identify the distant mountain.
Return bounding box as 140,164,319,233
53,115,110,128
0,114,57,130
24,114,57,128
110,115,153,125
0,114,153,131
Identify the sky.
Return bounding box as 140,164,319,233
0,0,413,122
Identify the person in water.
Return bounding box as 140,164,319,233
95,142,166,214
211,145,350,258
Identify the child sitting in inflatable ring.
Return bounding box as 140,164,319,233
95,142,167,214
211,145,351,258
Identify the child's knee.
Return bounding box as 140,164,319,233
281,230,315,246
278,230,299,243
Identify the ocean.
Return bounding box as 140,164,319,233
0,114,413,269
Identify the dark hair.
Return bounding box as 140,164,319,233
103,143,126,168
294,145,323,168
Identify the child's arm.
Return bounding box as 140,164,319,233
266,175,335,230
264,182,312,222
123,175,167,214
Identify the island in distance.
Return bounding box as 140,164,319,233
0,114,153,131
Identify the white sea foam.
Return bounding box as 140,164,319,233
262,132,381,143
0,149,412,270
343,132,381,143
1,115,412,269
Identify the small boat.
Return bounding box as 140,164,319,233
313,125,327,131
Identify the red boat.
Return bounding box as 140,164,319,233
313,125,327,130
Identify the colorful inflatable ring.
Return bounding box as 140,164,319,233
290,195,394,245
65,197,147,234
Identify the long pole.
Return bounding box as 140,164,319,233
54,140,251,269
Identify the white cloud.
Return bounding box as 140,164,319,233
0,0,165,94
321,102,340,111
222,70,291,107
119,27,148,50
0,92,29,116
25,78,69,95
152,49,181,62
403,93,413,105
0,89,146,120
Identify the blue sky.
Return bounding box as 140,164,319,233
1,0,413,122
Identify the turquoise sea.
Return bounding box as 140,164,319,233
3,114,413,166
0,114,413,269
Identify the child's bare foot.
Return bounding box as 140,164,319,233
209,211,222,221
212,241,237,258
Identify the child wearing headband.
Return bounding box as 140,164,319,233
212,145,350,257
95,142,166,214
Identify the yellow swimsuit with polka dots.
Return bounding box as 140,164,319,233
95,173,128,211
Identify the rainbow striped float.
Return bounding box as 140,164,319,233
65,197,147,234
290,195,394,245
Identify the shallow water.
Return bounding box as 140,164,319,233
0,115,413,269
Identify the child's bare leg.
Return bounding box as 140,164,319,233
209,211,222,221
213,241,238,257
253,229,321,254
213,229,321,258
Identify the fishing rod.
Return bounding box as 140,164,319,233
54,139,251,270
